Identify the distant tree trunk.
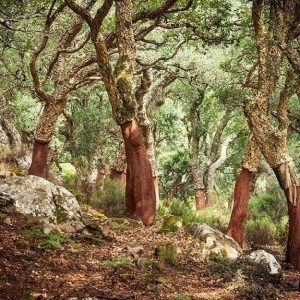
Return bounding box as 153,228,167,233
110,168,126,188
109,144,126,188
28,100,66,178
121,119,156,225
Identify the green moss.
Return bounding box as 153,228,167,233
158,215,183,233
156,243,179,266
103,257,133,269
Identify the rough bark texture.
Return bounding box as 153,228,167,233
65,0,191,225
28,141,50,178
227,135,261,247
274,164,300,269
244,1,300,269
28,100,66,178
187,90,235,209
121,119,156,225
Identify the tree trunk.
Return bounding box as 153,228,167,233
28,140,50,178
121,118,156,226
227,135,261,247
28,100,66,179
273,162,300,269
227,168,254,247
153,176,160,206
195,189,206,210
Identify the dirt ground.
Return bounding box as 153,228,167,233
0,209,300,300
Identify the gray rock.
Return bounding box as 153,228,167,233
0,173,84,233
187,223,242,261
248,250,281,275
16,156,32,170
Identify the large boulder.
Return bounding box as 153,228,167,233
187,223,242,261
0,172,84,233
248,250,281,275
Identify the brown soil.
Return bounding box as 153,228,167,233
0,210,299,300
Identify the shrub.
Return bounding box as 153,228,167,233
158,198,230,232
276,216,288,243
169,198,195,216
246,216,276,248
90,179,125,217
249,193,287,223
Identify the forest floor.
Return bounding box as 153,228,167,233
0,207,300,300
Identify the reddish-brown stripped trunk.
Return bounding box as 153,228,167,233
227,168,254,247
121,119,156,226
195,189,206,210
285,187,300,270
28,140,49,179
273,164,300,269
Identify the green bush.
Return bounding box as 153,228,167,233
90,179,125,217
246,216,276,248
249,194,287,223
169,198,195,216
158,198,229,232
276,216,288,243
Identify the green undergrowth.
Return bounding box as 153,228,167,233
21,228,80,249
103,257,134,269
158,198,230,233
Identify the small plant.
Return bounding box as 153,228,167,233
40,233,65,249
103,257,134,269
21,227,78,249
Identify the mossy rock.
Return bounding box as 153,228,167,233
155,243,179,266
158,215,183,233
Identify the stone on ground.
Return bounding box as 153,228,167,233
186,223,242,261
0,172,84,233
248,250,281,275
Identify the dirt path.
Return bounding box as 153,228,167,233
0,211,299,300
